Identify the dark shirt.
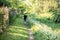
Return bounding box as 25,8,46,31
24,14,27,21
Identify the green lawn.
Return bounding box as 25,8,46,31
0,15,28,40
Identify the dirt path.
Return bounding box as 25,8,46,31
24,22,34,40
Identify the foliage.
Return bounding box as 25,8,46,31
30,18,60,40
9,12,16,24
0,15,28,40
0,0,60,40
0,0,10,7
49,8,60,23
0,8,2,23
0,9,3,27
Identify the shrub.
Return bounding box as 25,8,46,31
9,12,16,24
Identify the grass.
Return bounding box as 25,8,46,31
36,18,60,30
0,14,60,40
28,17,60,40
0,15,28,40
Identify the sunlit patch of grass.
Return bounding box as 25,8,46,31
28,18,60,40
18,30,28,34
0,32,28,40
54,29,60,40
55,29,60,35
6,26,28,35
0,15,28,40
31,23,60,40
31,23,53,34
8,32,28,38
31,24,53,34
8,26,27,31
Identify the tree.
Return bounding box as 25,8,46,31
0,0,10,7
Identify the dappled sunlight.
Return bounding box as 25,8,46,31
30,19,53,33
30,19,60,34
0,0,60,40
0,15,29,40
9,26,27,30
18,30,28,34
7,28,28,34
8,32,28,38
31,20,60,40
54,29,60,35
31,22,53,33
37,12,53,18
7,25,28,35
31,23,60,40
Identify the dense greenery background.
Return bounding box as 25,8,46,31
0,0,60,40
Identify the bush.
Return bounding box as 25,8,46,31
9,12,16,24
